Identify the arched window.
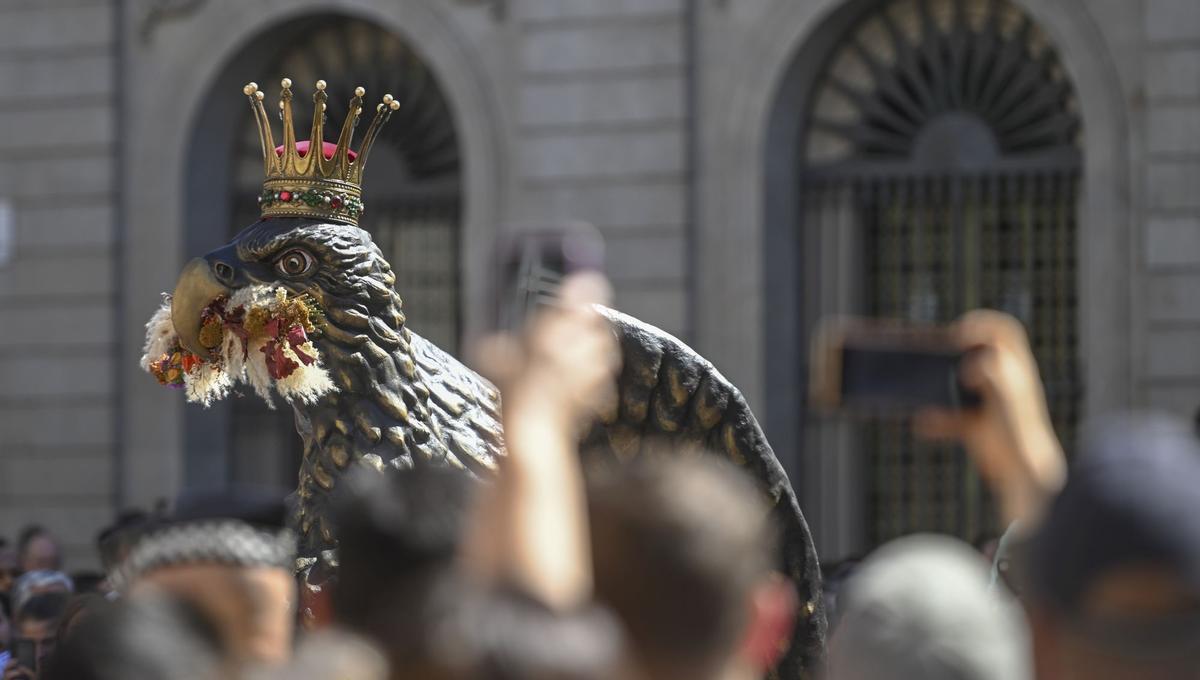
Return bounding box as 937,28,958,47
185,16,462,488
800,0,1081,544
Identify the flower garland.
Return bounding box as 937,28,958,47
141,287,337,407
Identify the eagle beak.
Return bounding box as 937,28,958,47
172,257,231,356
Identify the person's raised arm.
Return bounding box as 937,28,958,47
464,273,620,610
915,310,1066,529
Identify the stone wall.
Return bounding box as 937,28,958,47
1141,0,1200,421
0,0,118,570
508,0,691,340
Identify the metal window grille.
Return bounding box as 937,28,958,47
801,0,1082,544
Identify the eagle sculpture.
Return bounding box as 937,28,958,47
141,78,826,676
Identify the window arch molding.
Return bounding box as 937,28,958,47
118,0,505,506
692,0,1132,556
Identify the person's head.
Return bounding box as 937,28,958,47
0,596,10,651
828,535,1030,680
12,591,69,674
97,510,152,577
0,539,16,596
1025,414,1200,679
333,465,478,677
42,593,227,680
17,527,61,575
119,489,297,667
68,572,106,596
586,455,795,680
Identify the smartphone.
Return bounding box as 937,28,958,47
809,318,982,413
491,221,605,331
13,637,37,671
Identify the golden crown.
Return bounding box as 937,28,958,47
243,78,400,226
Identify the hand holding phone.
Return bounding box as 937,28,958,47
490,221,605,333
3,646,36,680
809,318,982,413
810,311,1066,527
13,638,36,673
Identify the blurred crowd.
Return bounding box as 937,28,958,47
2,274,1199,679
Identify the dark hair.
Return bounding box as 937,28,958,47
69,572,106,595
55,594,105,644
15,591,68,626
97,510,152,572
587,454,778,678
332,466,478,666
42,594,225,680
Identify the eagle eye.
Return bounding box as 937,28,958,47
274,248,316,278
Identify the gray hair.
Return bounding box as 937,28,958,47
828,534,1031,680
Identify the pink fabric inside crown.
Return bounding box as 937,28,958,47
274,140,357,161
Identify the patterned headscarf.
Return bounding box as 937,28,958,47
113,490,295,591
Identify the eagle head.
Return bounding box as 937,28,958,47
147,215,412,412
171,217,402,358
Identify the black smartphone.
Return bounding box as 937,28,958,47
809,318,982,413
491,221,605,332
13,637,37,671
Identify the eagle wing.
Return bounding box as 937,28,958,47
309,304,826,676
408,331,506,475
584,307,827,678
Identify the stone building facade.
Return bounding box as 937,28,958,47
0,1,121,568
0,0,1196,567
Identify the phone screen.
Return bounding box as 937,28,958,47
14,637,37,670
841,346,980,410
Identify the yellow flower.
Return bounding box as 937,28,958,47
199,317,224,349
244,307,270,338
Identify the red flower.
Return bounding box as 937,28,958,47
285,324,316,365
261,340,299,380
181,353,202,373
